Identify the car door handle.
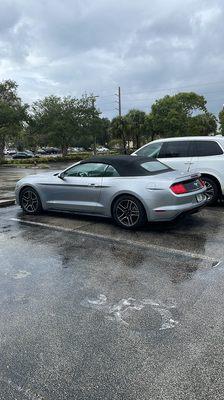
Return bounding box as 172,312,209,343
88,183,101,188
184,162,193,165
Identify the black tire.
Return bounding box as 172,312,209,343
202,176,219,205
20,187,42,214
112,195,147,230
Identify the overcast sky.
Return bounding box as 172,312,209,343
1,0,224,118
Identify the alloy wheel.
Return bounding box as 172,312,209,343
21,190,39,213
116,199,140,227
204,180,215,201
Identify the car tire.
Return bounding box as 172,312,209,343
20,187,42,214
112,195,147,230
202,176,219,205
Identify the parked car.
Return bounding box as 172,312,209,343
36,148,47,155
132,136,224,204
7,149,17,155
96,146,109,153
15,156,206,229
24,150,34,157
43,147,60,155
13,152,34,159
68,147,84,153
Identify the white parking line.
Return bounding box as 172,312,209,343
10,217,219,263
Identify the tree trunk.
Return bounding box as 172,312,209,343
122,136,127,154
0,136,5,163
136,134,139,150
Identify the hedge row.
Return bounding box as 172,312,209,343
0,151,122,167
0,152,92,166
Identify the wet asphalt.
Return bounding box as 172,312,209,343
1,205,224,399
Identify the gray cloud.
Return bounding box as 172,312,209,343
0,0,224,118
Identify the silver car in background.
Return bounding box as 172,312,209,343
15,156,207,229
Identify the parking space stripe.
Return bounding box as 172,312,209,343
10,217,219,264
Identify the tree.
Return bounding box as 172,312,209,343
110,116,129,154
31,95,100,155
143,113,156,142
175,92,207,116
150,92,212,138
96,117,111,146
151,95,188,138
219,109,224,135
0,80,28,160
126,109,146,149
188,113,217,136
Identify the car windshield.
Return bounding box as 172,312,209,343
140,161,170,173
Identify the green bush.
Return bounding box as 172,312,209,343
1,152,91,165
0,150,121,167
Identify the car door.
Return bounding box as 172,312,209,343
157,141,193,172
98,165,121,215
188,140,224,173
45,162,107,213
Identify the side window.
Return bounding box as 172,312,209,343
140,161,170,173
159,141,190,158
104,165,120,177
64,163,107,177
193,141,223,157
136,142,163,158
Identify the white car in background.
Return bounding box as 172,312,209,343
5,148,17,155
96,146,109,153
132,136,224,204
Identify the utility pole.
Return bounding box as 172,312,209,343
115,86,121,116
91,95,99,155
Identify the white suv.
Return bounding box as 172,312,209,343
133,136,224,204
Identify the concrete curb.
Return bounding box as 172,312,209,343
0,198,15,207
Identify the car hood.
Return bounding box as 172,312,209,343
17,171,62,183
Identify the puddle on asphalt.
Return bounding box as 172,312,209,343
107,242,219,284
170,262,200,284
17,220,221,286
111,244,146,268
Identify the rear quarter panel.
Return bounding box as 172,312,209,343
100,175,200,220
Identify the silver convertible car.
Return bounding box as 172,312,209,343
15,156,207,229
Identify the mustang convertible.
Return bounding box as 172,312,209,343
15,156,207,229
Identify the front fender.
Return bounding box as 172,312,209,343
15,183,45,209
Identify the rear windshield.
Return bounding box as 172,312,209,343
140,161,170,173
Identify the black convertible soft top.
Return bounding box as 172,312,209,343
80,155,171,176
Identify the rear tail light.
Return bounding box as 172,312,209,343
170,177,204,195
170,183,188,194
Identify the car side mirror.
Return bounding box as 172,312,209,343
58,172,65,180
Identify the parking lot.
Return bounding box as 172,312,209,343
1,204,224,399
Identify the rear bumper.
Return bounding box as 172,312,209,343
177,202,207,218
150,196,207,222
